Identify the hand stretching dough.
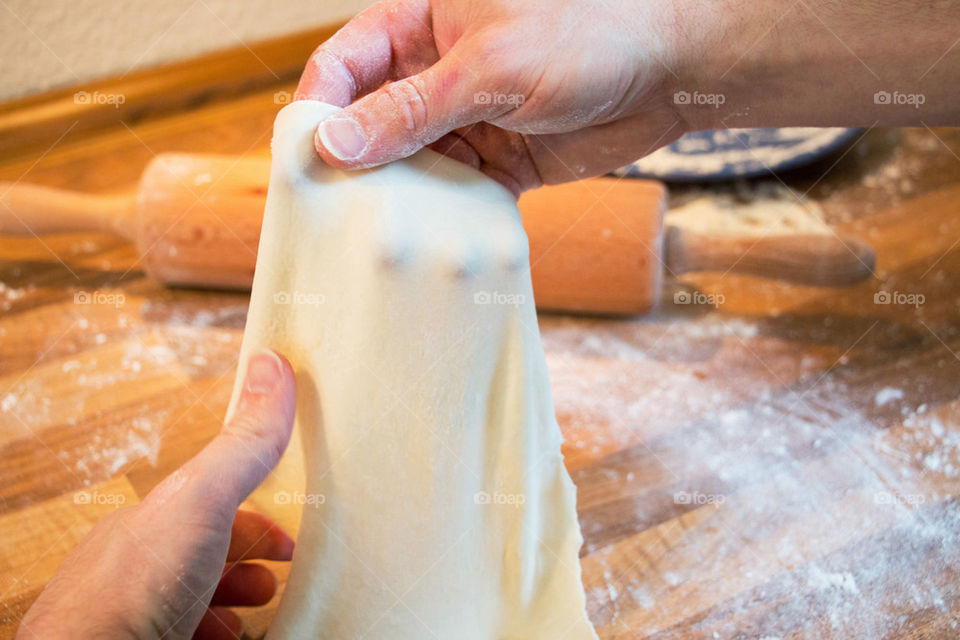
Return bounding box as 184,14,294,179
226,101,597,639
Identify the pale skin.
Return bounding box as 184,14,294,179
17,350,297,640
301,0,960,194
19,0,960,637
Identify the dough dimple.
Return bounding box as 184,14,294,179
227,100,597,640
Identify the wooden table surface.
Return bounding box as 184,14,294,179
1,85,959,639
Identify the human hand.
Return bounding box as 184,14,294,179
298,0,960,194
296,0,693,194
17,349,297,640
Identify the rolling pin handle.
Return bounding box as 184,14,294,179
665,225,876,287
0,182,137,239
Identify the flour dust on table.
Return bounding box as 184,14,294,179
225,100,597,639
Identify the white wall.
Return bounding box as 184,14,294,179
0,0,375,101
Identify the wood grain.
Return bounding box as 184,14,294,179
1,63,959,640
0,476,141,633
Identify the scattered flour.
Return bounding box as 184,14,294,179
667,191,829,238
808,567,861,596
66,412,165,477
0,281,32,311
874,387,904,407
545,305,959,638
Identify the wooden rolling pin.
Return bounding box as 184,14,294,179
0,154,875,315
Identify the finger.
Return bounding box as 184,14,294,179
203,348,297,508
443,122,544,195
426,132,481,170
210,563,277,607
227,510,295,562
314,42,512,169
192,606,242,640
295,0,436,105
143,349,297,527
524,110,686,185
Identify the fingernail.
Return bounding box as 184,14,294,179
246,349,283,394
317,117,367,160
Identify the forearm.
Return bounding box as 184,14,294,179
670,0,960,130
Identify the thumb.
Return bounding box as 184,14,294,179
314,48,509,169
143,349,297,525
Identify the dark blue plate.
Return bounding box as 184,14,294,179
614,127,863,182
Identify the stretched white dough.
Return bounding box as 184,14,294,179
226,100,597,639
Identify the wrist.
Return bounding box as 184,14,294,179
667,0,960,130
659,0,763,132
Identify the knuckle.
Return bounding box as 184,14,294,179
381,77,430,136
303,46,329,77
226,410,270,444
317,49,357,90
224,410,286,466
303,48,358,104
